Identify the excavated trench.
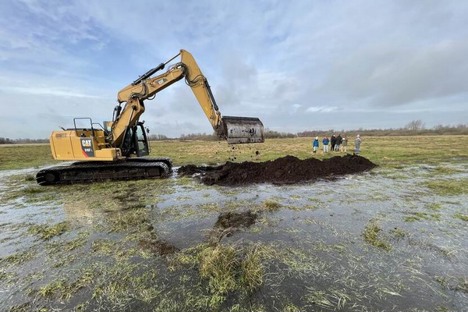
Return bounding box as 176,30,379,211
178,154,377,186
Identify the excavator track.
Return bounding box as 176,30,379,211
36,157,172,186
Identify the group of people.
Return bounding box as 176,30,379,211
312,134,361,154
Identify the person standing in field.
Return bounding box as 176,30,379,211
322,136,330,153
331,134,336,152
341,136,347,152
335,134,343,151
354,134,361,155
312,137,319,154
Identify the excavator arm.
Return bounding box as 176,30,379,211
110,50,264,147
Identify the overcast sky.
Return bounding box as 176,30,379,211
1,0,467,139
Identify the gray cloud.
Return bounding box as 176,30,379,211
0,0,467,139
318,40,468,107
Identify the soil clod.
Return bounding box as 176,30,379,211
179,154,376,186
214,210,258,229
209,210,258,242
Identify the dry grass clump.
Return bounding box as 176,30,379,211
199,244,238,294
262,199,281,212
240,245,264,292
362,220,391,251
198,243,264,297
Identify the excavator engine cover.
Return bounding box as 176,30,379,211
222,116,264,144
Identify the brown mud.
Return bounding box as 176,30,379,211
178,154,377,186
214,210,258,229
209,210,259,242
138,238,179,255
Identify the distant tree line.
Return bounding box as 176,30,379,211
1,121,467,144
148,134,169,140
0,137,49,144
179,133,218,141
263,129,297,139
0,137,14,144
296,121,468,138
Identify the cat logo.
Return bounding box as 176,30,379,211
80,138,95,157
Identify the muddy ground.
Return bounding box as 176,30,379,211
0,157,467,311
179,154,376,185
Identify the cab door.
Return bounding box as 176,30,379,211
134,123,150,157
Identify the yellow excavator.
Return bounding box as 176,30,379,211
36,49,264,185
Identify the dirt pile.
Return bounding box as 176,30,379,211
178,154,376,186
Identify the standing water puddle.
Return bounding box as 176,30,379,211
0,164,467,311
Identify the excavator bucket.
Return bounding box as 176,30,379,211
221,116,265,144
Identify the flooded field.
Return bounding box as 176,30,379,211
1,160,467,311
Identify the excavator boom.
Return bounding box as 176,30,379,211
114,49,264,145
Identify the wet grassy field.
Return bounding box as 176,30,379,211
1,136,467,311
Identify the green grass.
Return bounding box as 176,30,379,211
426,202,443,211
434,166,462,175
23,186,48,194
38,279,74,299
454,213,468,222
28,222,69,240
1,135,467,171
360,135,468,167
425,179,468,196
0,250,36,266
0,144,53,170
47,232,88,253
404,212,441,222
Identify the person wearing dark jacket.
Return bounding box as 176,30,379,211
330,134,336,152
335,134,343,151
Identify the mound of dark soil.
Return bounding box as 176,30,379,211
178,154,376,186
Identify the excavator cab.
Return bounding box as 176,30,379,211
120,122,150,157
